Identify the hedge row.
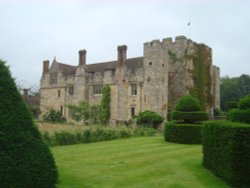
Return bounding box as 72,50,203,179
164,122,203,144
202,121,250,188
171,111,208,123
42,127,156,146
227,109,250,124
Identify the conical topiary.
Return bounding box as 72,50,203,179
0,60,57,187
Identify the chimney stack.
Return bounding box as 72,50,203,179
117,45,127,65
43,60,50,75
79,49,87,66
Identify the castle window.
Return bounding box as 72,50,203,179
162,64,165,67
131,107,135,117
68,86,74,96
131,84,137,95
60,106,63,116
149,62,152,66
93,84,103,95
50,73,58,84
58,90,61,97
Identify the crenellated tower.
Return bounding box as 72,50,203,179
142,40,168,118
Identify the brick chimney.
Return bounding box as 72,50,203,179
79,49,87,66
43,60,50,75
117,45,127,65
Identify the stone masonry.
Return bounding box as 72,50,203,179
40,36,220,123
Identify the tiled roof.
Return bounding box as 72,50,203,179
87,57,143,72
57,63,76,75
49,57,143,74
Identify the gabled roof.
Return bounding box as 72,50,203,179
57,63,76,75
49,58,76,75
48,57,143,74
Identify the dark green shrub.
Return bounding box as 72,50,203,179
41,127,156,146
172,111,208,124
172,95,208,124
175,95,201,112
238,94,250,110
100,85,111,125
164,122,203,144
136,110,164,129
0,60,57,187
228,95,250,124
54,131,77,146
42,131,53,146
227,109,250,124
43,109,66,123
202,121,250,187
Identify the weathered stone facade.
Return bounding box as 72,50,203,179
40,36,220,123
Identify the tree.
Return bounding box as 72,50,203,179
67,101,90,124
100,85,111,125
220,74,250,111
0,60,57,187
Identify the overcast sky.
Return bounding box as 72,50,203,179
1,0,250,91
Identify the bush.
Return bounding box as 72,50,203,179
175,95,201,112
202,121,250,187
41,126,156,147
238,94,250,110
0,60,57,187
227,109,250,124
172,111,208,124
43,109,66,123
172,95,208,124
228,95,250,124
136,110,164,129
164,122,203,144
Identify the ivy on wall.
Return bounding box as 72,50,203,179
189,44,213,110
168,50,178,63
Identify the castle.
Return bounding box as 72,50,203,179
40,36,220,123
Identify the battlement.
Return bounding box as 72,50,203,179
144,35,194,48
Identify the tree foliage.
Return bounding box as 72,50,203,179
228,95,250,124
221,74,250,111
100,85,111,125
0,59,57,187
67,85,110,125
43,109,66,123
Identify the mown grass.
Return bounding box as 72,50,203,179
52,136,230,188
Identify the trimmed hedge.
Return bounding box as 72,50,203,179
164,122,203,144
175,95,201,112
227,109,250,124
0,60,57,187
172,111,208,124
202,121,250,187
42,127,157,147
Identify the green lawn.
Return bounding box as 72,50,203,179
52,136,230,188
